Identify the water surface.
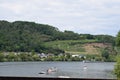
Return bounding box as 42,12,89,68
0,62,116,79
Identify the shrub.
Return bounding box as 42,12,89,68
114,55,120,78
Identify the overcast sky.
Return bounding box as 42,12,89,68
0,0,120,36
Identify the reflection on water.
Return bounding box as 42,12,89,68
0,62,116,79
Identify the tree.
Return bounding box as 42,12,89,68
95,35,115,43
101,49,109,61
114,31,120,79
116,31,120,47
114,56,120,79
0,20,64,53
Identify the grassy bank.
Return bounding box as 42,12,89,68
44,39,112,55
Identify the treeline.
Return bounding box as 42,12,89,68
0,20,115,53
0,52,116,62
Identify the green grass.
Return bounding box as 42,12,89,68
44,39,98,54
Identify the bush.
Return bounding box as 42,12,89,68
114,55,120,78
0,53,4,62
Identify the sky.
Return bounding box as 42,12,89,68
0,0,120,36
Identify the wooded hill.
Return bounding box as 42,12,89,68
0,20,115,55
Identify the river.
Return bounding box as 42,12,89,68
0,62,116,79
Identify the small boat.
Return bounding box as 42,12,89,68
58,76,70,78
47,67,58,73
47,68,53,73
51,67,58,72
38,71,46,74
83,66,87,70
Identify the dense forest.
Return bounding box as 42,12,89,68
0,20,115,54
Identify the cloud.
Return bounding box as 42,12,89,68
0,0,120,36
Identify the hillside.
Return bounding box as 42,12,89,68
0,20,115,55
0,20,61,53
44,40,116,55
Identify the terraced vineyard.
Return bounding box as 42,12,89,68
44,40,114,55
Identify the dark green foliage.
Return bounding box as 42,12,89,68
0,20,60,53
52,30,80,40
114,31,120,78
116,31,120,47
114,56,120,79
80,34,95,39
95,35,115,44
0,52,4,62
101,49,109,60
